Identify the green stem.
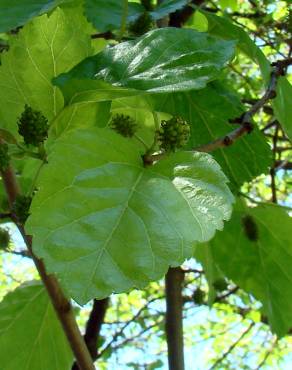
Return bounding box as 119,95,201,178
147,111,160,154
119,0,129,41
27,161,45,196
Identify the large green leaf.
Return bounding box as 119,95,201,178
0,7,91,134
26,127,233,304
204,200,292,336
55,28,235,95
0,281,73,369
148,84,272,187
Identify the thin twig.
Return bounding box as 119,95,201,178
255,337,278,370
208,322,255,370
97,296,163,358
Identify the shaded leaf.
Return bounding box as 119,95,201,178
0,281,73,370
84,0,143,33
0,0,69,32
148,83,272,187
151,0,189,20
26,127,233,304
205,200,292,336
84,0,188,32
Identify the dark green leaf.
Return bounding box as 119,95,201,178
84,0,188,32
0,0,66,32
150,0,189,20
84,0,144,33
205,199,292,336
148,83,272,187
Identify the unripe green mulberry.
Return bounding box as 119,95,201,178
12,195,32,224
0,143,9,171
193,288,205,305
110,114,137,138
0,228,10,250
128,12,154,36
17,105,48,146
157,116,190,152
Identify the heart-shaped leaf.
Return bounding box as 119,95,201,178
26,127,233,304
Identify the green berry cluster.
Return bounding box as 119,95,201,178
128,12,154,36
110,114,138,138
17,105,48,146
12,195,32,224
0,228,10,250
193,288,205,305
157,116,190,152
0,143,10,171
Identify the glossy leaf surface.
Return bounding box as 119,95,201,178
26,127,233,304
55,28,235,94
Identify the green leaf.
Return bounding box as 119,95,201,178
26,127,233,304
219,0,238,11
84,0,188,32
203,12,292,144
150,0,189,20
195,244,225,305
148,83,272,187
206,200,292,336
186,11,209,32
203,11,270,81
0,7,92,134
273,77,292,142
55,28,235,94
84,0,143,33
0,0,67,32
49,101,111,139
0,281,73,370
